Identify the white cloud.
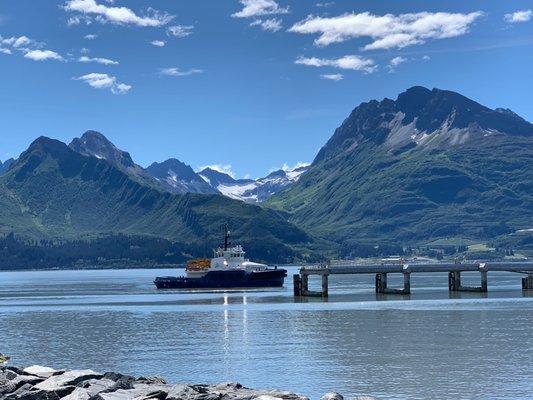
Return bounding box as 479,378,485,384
316,2,334,8
232,0,289,18
295,55,376,73
320,73,343,81
160,67,203,77
289,11,484,50
24,49,64,61
198,164,235,178
78,55,118,65
74,72,131,94
250,18,282,32
282,162,310,171
1,35,67,63
63,0,173,27
84,34,98,40
387,56,407,72
166,25,193,38
504,10,532,23
151,40,165,47
1,35,35,48
422,55,431,60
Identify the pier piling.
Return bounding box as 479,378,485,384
293,274,302,296
523,273,533,290
449,268,488,292
375,271,410,295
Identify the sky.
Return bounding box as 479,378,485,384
1,0,532,179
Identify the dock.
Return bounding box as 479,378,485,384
293,261,533,297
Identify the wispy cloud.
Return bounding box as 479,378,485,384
74,72,131,94
320,73,343,81
232,0,289,18
250,18,282,32
387,56,407,72
289,11,484,50
84,34,98,40
0,35,36,48
24,49,64,61
316,2,334,7
1,35,64,62
151,40,165,47
504,10,532,23
78,55,118,65
160,67,203,77
166,25,193,38
63,0,174,27
295,55,376,73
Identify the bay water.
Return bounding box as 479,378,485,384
1,267,532,400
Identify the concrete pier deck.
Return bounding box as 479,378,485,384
294,261,533,297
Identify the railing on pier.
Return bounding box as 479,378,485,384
293,261,533,297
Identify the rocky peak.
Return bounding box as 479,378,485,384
315,86,533,162
147,159,200,183
69,130,135,169
199,168,239,187
0,157,15,175
146,160,218,195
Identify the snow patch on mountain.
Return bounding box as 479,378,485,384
199,163,310,203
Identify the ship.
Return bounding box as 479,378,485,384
154,226,287,289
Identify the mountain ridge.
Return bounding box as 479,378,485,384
269,86,533,251
0,136,312,263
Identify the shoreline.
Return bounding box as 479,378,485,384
0,365,373,400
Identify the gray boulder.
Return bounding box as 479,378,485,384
34,370,102,392
320,393,343,400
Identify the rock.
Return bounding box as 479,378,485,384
60,387,91,400
1,366,317,400
253,396,285,400
101,372,137,391
0,375,17,396
136,377,166,385
17,385,76,400
320,393,343,400
23,366,58,378
93,387,168,400
34,370,102,391
3,383,35,400
59,379,118,400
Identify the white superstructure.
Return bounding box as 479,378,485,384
186,228,268,278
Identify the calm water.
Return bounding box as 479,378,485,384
0,267,532,400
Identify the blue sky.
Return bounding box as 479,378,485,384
1,1,532,178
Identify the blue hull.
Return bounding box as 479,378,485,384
154,268,287,289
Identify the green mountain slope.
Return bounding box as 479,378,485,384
269,87,533,248
0,137,310,263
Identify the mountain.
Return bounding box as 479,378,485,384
0,158,14,175
199,167,252,188
69,130,160,189
146,159,217,195
0,136,311,264
269,86,533,250
199,165,309,203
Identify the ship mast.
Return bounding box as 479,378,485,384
223,224,230,250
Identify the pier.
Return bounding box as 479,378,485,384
293,261,533,297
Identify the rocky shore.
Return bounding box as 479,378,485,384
0,365,375,400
